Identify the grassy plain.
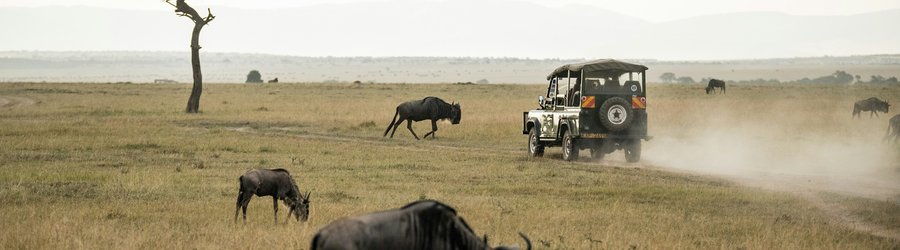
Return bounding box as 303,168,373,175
0,82,898,249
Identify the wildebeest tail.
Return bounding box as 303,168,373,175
383,108,399,137
235,176,244,205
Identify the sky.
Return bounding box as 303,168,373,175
1,0,898,59
2,0,899,22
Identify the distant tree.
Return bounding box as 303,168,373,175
807,70,853,84
832,70,854,84
659,72,676,83
165,0,215,113
246,70,263,83
476,79,489,84
676,76,695,84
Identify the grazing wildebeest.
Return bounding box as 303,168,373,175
705,79,726,94
310,200,531,250
234,169,310,224
383,97,461,140
885,114,900,143
853,97,890,118
268,78,279,83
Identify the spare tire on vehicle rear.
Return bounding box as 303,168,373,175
598,97,633,132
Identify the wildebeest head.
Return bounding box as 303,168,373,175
881,102,891,113
705,86,712,94
288,191,311,222
450,102,461,124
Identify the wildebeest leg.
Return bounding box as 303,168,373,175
407,120,420,140
423,119,438,139
272,197,279,224
390,118,404,138
286,204,294,224
383,109,399,137
239,192,253,222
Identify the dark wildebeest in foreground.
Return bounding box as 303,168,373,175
235,169,310,224
705,79,726,94
383,97,461,140
853,97,890,118
268,78,279,83
310,200,531,250
885,114,900,143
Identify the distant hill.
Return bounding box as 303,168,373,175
0,2,898,60
1,51,898,83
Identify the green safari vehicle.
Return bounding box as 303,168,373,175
522,59,650,162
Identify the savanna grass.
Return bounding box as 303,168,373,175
0,82,897,249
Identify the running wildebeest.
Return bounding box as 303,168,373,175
310,200,531,250
268,78,279,83
884,114,900,143
234,169,310,224
383,97,461,140
705,79,726,94
853,97,890,118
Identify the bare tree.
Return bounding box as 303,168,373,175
166,0,215,113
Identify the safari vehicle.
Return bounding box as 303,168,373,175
522,59,649,162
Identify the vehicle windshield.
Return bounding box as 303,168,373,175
582,71,644,95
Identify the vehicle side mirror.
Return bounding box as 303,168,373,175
538,96,545,107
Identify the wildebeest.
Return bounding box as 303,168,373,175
383,97,461,140
268,78,279,83
853,97,890,118
705,79,726,94
310,200,531,250
234,169,310,223
885,114,900,143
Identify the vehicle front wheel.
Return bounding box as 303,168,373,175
562,130,578,161
624,139,641,163
528,129,544,157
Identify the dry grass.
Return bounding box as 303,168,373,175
0,82,898,249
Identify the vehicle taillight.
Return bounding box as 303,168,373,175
632,96,646,109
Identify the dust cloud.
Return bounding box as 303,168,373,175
642,95,900,201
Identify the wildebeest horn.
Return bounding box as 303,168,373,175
518,232,532,250
305,191,311,200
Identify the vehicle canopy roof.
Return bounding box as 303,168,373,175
547,59,648,80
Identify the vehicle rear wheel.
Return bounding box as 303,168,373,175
562,130,578,161
624,139,641,163
528,128,544,157
598,97,634,132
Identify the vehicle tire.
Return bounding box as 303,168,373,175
528,128,544,157
624,139,641,163
598,97,634,132
562,129,578,161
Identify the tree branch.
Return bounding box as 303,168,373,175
203,8,216,24
169,0,206,24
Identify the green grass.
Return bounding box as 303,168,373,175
0,82,897,249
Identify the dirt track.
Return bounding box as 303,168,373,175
0,96,37,108
215,123,900,240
